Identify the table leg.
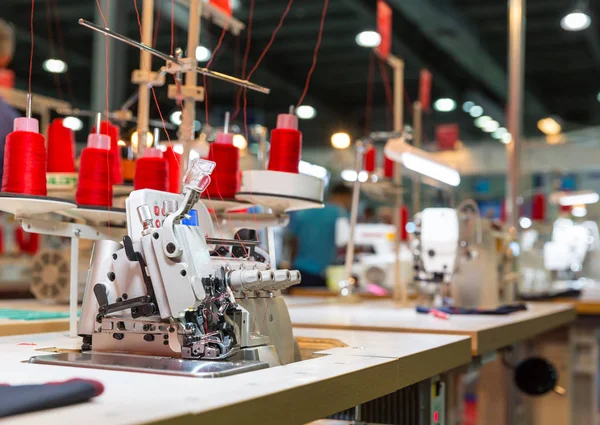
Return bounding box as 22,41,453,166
69,236,79,338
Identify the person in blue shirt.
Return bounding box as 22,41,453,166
287,184,353,287
0,19,18,184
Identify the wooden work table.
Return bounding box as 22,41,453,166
286,298,576,356
0,329,470,425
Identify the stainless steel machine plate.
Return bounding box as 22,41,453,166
29,352,269,378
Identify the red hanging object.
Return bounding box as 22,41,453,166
92,120,123,185
15,227,39,255
384,156,394,178
164,146,182,193
500,200,506,223
134,149,168,191
1,117,47,196
76,131,113,207
531,193,546,222
364,145,376,173
205,133,240,199
400,205,409,241
46,118,76,172
268,113,302,174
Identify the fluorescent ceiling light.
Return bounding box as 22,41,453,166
462,101,475,113
433,98,456,112
474,115,492,128
537,117,562,136
501,133,512,144
195,46,212,62
519,217,532,229
402,152,461,187
559,191,600,206
341,169,368,182
384,138,460,187
492,127,507,139
296,105,317,120
561,11,591,31
331,132,351,149
43,58,68,74
469,105,484,118
63,116,83,131
355,31,381,48
482,120,499,133
170,111,182,126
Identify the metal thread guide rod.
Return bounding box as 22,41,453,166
26,93,32,119
78,19,270,94
223,111,230,134
153,127,160,148
339,140,365,300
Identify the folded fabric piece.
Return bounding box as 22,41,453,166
416,303,528,315
0,378,104,418
519,289,581,301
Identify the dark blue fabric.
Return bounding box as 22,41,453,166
0,97,20,184
0,379,102,418
416,304,527,315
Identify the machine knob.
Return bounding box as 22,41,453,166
228,269,262,292
281,270,301,290
137,205,154,235
162,200,178,216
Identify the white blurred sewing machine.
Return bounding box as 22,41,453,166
335,218,412,291
411,203,516,308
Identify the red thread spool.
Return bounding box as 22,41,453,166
205,133,240,199
531,193,546,221
1,117,47,196
93,120,123,185
15,227,39,255
384,156,394,178
268,113,302,174
76,131,113,207
46,118,76,172
400,205,409,241
364,145,376,173
134,148,168,191
164,146,182,193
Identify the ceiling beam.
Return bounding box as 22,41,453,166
386,0,548,118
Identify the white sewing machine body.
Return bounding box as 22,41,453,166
334,218,412,289
32,160,303,376
411,206,513,308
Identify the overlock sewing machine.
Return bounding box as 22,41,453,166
31,159,302,377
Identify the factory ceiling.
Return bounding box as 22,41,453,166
4,0,600,147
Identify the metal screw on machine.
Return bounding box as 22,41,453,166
137,204,154,235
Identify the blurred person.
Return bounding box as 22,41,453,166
0,19,18,184
361,206,377,223
286,184,353,287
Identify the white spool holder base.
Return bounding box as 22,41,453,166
58,205,127,226
202,198,251,212
0,193,76,217
236,170,324,212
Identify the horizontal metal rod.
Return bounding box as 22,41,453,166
78,19,270,94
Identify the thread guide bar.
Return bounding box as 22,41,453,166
78,19,270,94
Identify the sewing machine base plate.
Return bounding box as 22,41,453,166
29,351,269,378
